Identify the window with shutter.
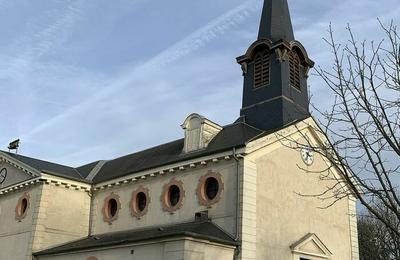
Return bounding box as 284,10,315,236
253,50,270,88
289,51,301,89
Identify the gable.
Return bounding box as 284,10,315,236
245,117,360,195
291,233,332,258
0,160,35,189
300,240,325,255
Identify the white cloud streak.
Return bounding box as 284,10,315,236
20,0,261,142
0,0,85,78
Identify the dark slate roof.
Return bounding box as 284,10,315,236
75,161,101,179
33,221,238,256
258,0,294,42
92,122,262,183
1,119,307,185
0,151,88,183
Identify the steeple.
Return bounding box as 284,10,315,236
236,0,314,131
258,0,294,42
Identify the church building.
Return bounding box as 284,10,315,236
0,0,359,259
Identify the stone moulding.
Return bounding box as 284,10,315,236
15,192,30,222
130,186,151,219
161,178,185,214
196,170,224,208
102,192,121,225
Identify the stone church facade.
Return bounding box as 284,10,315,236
0,1,359,259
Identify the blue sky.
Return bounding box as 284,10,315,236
0,0,399,167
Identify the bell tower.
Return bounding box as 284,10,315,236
237,0,314,131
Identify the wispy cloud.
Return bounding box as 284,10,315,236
0,0,85,78
2,0,399,166
20,0,261,142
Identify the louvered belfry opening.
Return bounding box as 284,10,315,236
238,0,314,131
289,50,301,89
253,49,270,89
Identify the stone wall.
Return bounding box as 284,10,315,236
248,132,354,260
36,238,235,260
31,184,90,252
92,159,238,236
0,185,40,260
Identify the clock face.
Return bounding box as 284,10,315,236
0,168,7,184
301,148,314,166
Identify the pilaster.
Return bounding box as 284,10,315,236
27,184,48,258
348,196,359,260
238,157,257,260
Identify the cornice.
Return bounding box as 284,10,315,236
0,177,42,196
0,174,91,197
93,149,245,191
0,149,246,196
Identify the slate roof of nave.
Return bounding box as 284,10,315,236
1,121,266,185
1,150,89,183
92,121,263,183
33,220,238,256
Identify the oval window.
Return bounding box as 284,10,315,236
108,199,118,218
197,171,224,207
20,198,28,215
15,193,30,221
161,179,185,213
130,187,150,219
102,193,120,224
205,177,219,200
169,185,181,207
136,192,147,212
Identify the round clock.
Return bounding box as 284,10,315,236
301,148,314,166
0,168,7,184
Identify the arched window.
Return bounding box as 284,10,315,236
253,50,270,88
289,50,301,89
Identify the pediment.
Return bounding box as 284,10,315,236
291,233,332,259
0,152,40,189
245,117,361,195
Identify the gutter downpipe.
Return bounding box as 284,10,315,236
88,187,94,236
232,147,241,259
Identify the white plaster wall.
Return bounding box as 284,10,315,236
32,184,90,252
36,238,235,260
37,243,164,260
185,239,235,260
0,185,40,260
92,160,238,236
249,140,353,260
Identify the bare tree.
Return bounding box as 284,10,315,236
283,20,400,239
358,203,400,260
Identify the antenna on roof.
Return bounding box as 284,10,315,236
8,139,20,154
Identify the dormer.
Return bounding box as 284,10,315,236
181,114,222,153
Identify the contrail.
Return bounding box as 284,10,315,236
20,0,261,142
0,0,85,78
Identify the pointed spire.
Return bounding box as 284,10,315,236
258,0,295,42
